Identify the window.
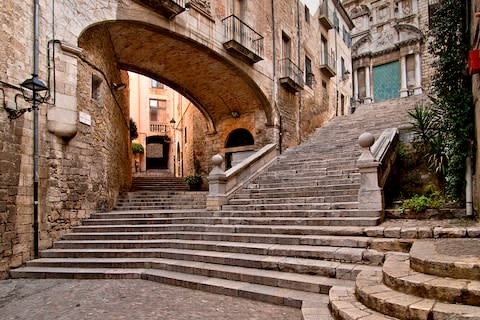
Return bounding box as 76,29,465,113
149,99,166,122
341,57,346,78
305,5,310,24
91,74,102,100
321,36,328,65
428,0,440,27
151,79,164,89
333,12,340,32
282,32,291,60
305,56,314,87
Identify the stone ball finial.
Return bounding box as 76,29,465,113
212,154,224,166
358,132,375,148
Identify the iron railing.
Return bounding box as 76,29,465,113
222,15,264,59
280,58,304,88
319,1,333,29
321,52,337,72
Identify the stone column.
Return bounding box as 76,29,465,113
365,66,372,103
400,55,408,98
357,132,384,217
353,69,359,101
207,154,227,211
414,53,423,95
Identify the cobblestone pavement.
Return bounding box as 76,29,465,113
0,279,301,320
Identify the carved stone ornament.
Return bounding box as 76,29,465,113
191,0,211,15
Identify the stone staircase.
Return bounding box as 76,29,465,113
11,96,430,319
329,239,480,319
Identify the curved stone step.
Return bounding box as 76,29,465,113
383,253,480,306
355,270,480,320
410,239,480,281
329,286,398,320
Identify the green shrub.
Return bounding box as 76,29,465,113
132,142,144,154
401,191,445,213
184,174,202,185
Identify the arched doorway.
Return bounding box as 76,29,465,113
146,136,170,170
225,128,255,169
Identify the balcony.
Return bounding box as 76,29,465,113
279,59,304,92
320,52,336,78
149,121,168,134
135,0,187,19
222,15,264,64
318,1,333,30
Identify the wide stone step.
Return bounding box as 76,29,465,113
19,257,353,294
9,266,330,312
62,232,373,248
221,202,360,211
71,224,372,236
329,286,398,320
227,195,358,205
355,270,480,320
383,254,480,306
51,239,384,264
247,177,360,188
215,209,380,218
37,248,381,280
81,216,379,227
113,205,206,211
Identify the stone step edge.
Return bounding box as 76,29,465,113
10,266,330,319
62,232,374,248
409,240,480,281
23,257,354,294
70,223,480,239
355,269,480,320
329,286,398,320
50,240,385,265
383,253,480,306
38,248,381,280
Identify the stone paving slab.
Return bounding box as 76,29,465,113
0,279,301,320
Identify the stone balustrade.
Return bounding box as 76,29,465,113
207,144,277,210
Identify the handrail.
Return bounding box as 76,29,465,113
279,58,304,87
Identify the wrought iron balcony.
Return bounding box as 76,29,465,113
222,15,264,64
319,1,333,30
149,121,168,133
279,59,304,92
135,0,187,19
320,52,336,78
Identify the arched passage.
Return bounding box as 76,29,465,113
224,128,255,169
78,20,273,134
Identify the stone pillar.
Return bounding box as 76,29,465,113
414,53,423,95
400,55,408,98
364,67,372,104
357,132,384,217
353,69,359,100
207,154,227,211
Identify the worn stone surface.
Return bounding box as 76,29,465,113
0,279,301,320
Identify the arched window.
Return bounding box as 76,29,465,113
225,128,254,148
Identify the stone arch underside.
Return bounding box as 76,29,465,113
79,21,273,134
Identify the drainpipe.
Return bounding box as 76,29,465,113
32,0,41,258
466,154,473,216
296,0,302,143
271,0,282,153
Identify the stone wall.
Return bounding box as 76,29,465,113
471,0,480,212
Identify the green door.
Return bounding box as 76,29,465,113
373,61,400,102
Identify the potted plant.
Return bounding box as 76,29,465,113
184,174,202,191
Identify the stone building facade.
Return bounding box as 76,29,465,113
0,0,353,278
342,0,434,106
471,0,480,212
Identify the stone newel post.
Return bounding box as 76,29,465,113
357,132,384,214
207,154,227,211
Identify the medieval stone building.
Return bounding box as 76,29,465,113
342,0,434,106
0,0,353,277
